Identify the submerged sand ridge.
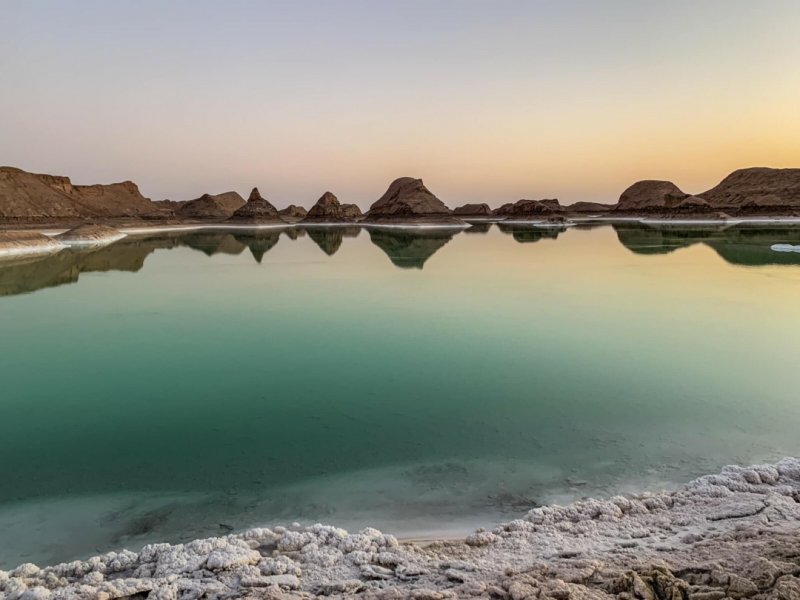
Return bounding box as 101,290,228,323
1,459,799,599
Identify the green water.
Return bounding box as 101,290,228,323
1,222,799,566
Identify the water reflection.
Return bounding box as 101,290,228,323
232,232,282,263
496,222,566,243
305,226,361,256
366,228,459,269
465,223,492,234
614,223,800,266
2,224,800,297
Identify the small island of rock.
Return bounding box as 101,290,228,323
364,178,464,226
278,205,308,222
226,188,286,225
302,192,362,223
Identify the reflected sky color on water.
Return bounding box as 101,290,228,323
1,223,799,567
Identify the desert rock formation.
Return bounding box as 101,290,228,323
453,203,493,217
701,167,800,214
278,205,308,222
227,188,285,225
494,199,561,219
302,192,361,223
365,178,463,224
175,192,245,220
0,167,164,223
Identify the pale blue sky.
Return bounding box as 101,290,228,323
2,1,799,207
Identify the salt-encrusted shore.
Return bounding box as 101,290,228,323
2,459,799,600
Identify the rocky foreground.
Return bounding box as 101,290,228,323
2,459,799,600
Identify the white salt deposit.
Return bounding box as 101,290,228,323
2,458,799,599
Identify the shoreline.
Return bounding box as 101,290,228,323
3,458,799,599
0,216,800,260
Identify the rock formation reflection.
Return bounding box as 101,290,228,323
613,223,800,266
232,231,282,263
302,226,361,256
496,222,566,244
367,228,459,269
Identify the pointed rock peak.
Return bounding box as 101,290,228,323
366,177,463,224
248,187,264,202
318,191,339,204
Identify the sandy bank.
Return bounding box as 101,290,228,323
0,232,65,260
2,458,799,599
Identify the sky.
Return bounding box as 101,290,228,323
2,0,799,208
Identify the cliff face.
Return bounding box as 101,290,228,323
0,167,161,222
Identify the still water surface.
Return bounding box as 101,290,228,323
1,222,799,566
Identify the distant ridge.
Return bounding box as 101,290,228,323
1,166,800,225
0,166,163,222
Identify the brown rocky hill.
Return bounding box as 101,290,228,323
341,203,363,220
278,205,308,221
176,192,245,220
564,201,614,213
303,192,361,223
615,181,715,215
0,166,163,222
365,178,462,224
453,203,492,216
700,167,800,213
494,199,561,218
227,188,285,224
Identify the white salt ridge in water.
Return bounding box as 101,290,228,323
771,243,800,253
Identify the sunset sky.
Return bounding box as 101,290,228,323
2,0,799,208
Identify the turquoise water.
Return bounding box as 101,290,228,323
1,223,800,566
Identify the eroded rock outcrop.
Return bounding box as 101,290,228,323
279,205,308,222
365,178,463,225
175,192,245,220
494,199,562,219
302,192,361,223
615,180,713,215
0,167,165,223
701,167,800,214
227,188,286,225
340,203,363,221
564,201,614,214
453,203,493,217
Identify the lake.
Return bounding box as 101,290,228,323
1,222,799,567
